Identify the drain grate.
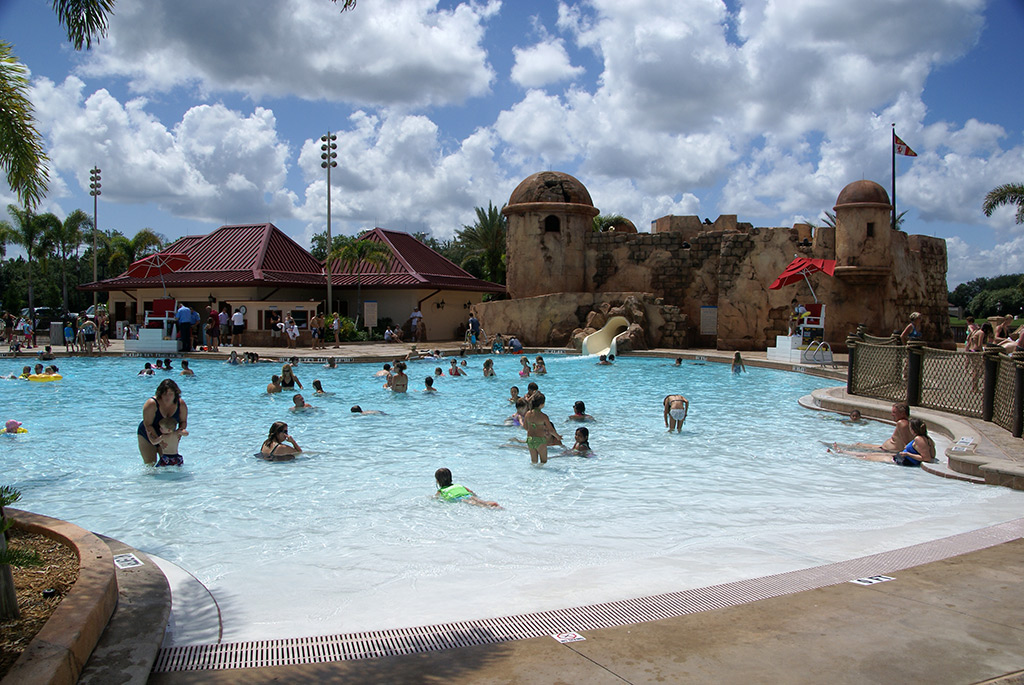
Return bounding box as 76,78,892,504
153,518,1024,672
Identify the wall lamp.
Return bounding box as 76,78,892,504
435,300,446,310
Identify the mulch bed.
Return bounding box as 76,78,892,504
0,529,79,677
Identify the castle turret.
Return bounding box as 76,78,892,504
503,171,600,299
833,180,892,284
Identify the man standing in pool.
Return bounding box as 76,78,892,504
664,394,689,432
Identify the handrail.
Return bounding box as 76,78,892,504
805,340,836,367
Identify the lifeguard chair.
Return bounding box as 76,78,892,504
799,302,825,343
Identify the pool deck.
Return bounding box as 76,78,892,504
9,339,1024,683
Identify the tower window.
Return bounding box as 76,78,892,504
866,222,875,237
544,215,561,233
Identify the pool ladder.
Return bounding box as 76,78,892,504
804,340,837,368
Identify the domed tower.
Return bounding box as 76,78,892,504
833,180,892,283
503,171,600,299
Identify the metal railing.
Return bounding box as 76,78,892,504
847,333,1024,439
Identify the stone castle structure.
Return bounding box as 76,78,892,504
476,171,951,353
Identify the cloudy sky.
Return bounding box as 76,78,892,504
2,0,1023,288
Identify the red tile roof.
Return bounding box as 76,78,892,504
326,228,504,293
83,224,505,294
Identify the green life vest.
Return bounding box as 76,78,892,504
439,484,471,501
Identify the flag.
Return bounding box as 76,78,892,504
893,132,917,157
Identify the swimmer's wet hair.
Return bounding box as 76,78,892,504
435,467,452,487
351,405,362,413
531,392,546,409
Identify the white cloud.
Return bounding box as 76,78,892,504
31,76,297,224
79,0,500,107
296,111,514,238
511,39,584,88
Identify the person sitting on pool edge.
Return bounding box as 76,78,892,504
258,421,301,460
664,394,689,432
152,416,187,467
434,468,500,508
894,418,937,466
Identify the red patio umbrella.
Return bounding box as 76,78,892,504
769,257,836,302
125,252,190,296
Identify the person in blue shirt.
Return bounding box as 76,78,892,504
176,303,192,352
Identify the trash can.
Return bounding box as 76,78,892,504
49,322,64,345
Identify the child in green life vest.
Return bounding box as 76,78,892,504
434,468,500,508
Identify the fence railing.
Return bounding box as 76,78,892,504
847,334,1024,439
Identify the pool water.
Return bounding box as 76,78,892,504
3,354,1022,642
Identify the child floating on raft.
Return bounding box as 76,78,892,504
434,468,500,508
4,419,26,434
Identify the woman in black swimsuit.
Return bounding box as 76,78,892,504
280,363,302,389
138,378,188,465
259,421,301,461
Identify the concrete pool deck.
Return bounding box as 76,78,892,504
7,339,1024,682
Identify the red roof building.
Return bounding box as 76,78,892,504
83,223,504,343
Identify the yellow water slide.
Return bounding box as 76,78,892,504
581,316,630,357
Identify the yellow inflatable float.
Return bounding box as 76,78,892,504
28,374,62,382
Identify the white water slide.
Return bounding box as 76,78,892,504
581,316,630,357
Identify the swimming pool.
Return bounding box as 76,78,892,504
3,354,1023,643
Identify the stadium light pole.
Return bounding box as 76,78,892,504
321,132,338,317
89,166,101,311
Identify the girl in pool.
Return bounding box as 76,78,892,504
280,363,302,389
525,393,562,465
506,397,529,427
138,363,154,376
731,352,746,373
571,426,591,455
448,359,464,376
312,379,331,395
894,418,936,467
519,356,531,377
227,350,240,365
568,400,595,422
482,358,495,377
180,360,194,376
259,421,301,460
533,356,546,374
423,376,437,393
434,468,500,508
509,386,520,403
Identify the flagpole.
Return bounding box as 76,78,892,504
891,123,896,231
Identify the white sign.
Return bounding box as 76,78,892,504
551,631,586,643
364,301,378,328
849,575,894,586
113,553,144,569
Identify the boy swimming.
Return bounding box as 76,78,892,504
153,416,187,467
434,467,500,508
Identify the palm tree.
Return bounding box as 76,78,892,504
0,204,47,314
107,228,165,275
983,183,1024,225
456,202,507,284
47,209,91,312
327,236,392,327
817,209,906,229
592,214,628,232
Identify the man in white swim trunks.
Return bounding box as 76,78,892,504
663,394,689,432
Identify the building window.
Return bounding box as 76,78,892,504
866,221,874,237
544,215,561,233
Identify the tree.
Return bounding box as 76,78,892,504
309,230,349,261
106,228,164,275
592,214,628,232
327,236,392,327
0,204,49,314
982,183,1024,225
456,202,507,284
47,209,92,312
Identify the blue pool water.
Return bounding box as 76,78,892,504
2,354,1022,642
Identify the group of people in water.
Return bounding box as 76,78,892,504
128,350,941,511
